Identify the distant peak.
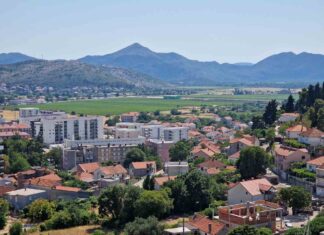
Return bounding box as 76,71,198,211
113,43,155,56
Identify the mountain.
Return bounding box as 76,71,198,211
0,60,168,89
79,43,324,85
0,52,36,65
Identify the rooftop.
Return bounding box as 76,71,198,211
6,188,46,196
307,156,324,166
131,161,156,169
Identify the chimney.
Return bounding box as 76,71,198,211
208,223,212,234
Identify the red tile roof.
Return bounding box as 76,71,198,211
188,214,225,235
28,174,62,188
286,124,307,132
198,159,225,169
307,156,324,167
154,176,176,186
78,162,100,173
238,178,273,196
54,185,81,192
299,128,324,138
100,164,127,176
206,168,221,175
131,161,156,169
229,151,240,160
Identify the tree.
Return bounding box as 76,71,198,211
236,146,270,179
124,148,146,168
10,155,30,173
284,95,295,112
309,214,324,235
45,147,62,168
278,186,311,214
137,112,152,123
284,228,304,235
228,225,257,235
105,116,120,126
134,190,173,219
170,109,181,115
143,175,154,190
98,185,125,220
28,199,55,222
251,116,266,130
124,216,164,235
228,225,272,235
120,186,143,224
263,99,278,125
0,199,9,229
317,107,324,131
9,221,23,235
169,140,191,161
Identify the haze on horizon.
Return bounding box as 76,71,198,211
1,0,323,63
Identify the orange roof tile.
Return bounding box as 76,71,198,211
154,176,176,186
229,151,240,159
188,214,225,234
100,164,127,176
78,162,100,173
55,185,81,192
299,128,324,138
206,168,220,175
307,156,324,167
286,125,307,132
198,159,225,169
131,161,156,169
238,178,273,196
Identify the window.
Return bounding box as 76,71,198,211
302,156,305,160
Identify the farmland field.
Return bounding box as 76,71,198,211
16,94,291,116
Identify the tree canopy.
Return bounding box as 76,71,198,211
278,186,311,214
169,140,191,161
236,146,270,179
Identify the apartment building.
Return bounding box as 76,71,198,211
62,137,145,170
120,112,139,123
0,144,4,174
161,126,189,142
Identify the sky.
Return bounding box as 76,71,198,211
0,0,323,63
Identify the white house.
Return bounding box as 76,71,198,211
278,113,300,123
285,125,307,139
298,128,324,147
307,156,324,172
228,178,275,205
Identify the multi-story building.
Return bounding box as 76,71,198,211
161,126,189,142
146,139,174,162
141,125,163,139
62,137,145,170
218,201,283,233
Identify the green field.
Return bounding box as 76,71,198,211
16,94,291,115
16,97,246,116
188,93,294,101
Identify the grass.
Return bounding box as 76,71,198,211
187,93,294,101
27,225,105,235
16,97,246,116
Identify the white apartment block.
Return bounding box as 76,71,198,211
19,108,103,144
161,126,189,142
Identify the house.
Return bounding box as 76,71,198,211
298,128,324,147
129,161,156,178
307,156,324,172
197,159,226,175
26,173,62,190
191,140,221,159
286,125,307,139
218,200,283,232
154,176,176,190
93,164,128,180
228,178,275,205
274,145,310,178
77,162,100,174
5,188,47,210
186,214,226,235
278,113,300,123
164,161,189,176
228,135,259,155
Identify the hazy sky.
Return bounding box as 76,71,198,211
1,0,323,63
